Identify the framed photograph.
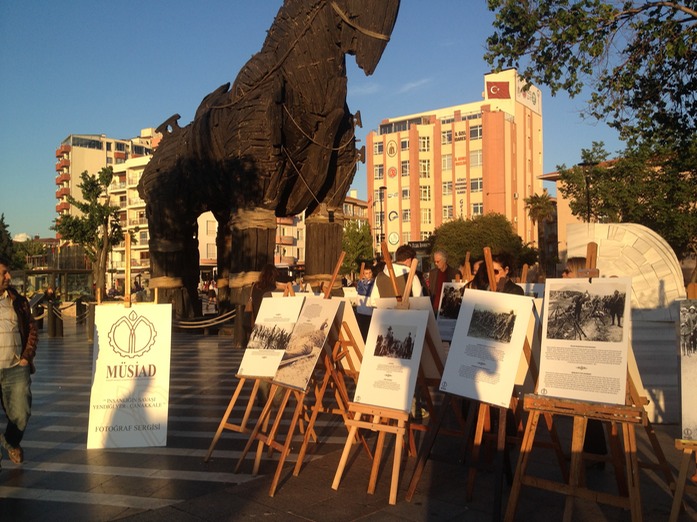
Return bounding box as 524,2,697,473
679,300,697,440
375,296,446,381
436,282,466,341
237,295,305,379
272,297,342,391
439,289,533,408
353,308,429,412
538,277,632,405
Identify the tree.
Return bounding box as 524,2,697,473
557,141,697,265
430,213,537,273
341,220,374,276
525,189,556,275
485,1,697,147
52,168,127,296
0,214,18,267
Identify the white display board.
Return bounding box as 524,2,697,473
353,308,429,412
439,289,533,408
679,299,697,440
538,277,632,405
375,296,446,380
87,304,172,449
272,297,342,391
436,282,467,341
238,295,305,378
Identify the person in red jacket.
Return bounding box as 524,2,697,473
0,256,38,469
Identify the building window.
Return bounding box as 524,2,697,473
420,231,431,240
472,202,483,215
419,136,430,152
206,220,217,234
402,231,411,244
375,211,384,227
443,205,454,221
402,209,411,222
442,154,452,171
441,130,452,145
401,160,409,176
106,157,113,164
419,185,431,201
419,159,430,179
139,231,148,244
421,208,432,225
373,142,383,155
470,149,483,167
297,229,304,241
401,138,409,151
374,164,384,179
470,125,483,140
442,181,453,196
206,243,216,259
470,177,483,192
401,188,410,199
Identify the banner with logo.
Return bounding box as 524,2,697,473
87,304,172,449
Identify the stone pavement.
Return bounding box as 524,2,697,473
0,322,695,521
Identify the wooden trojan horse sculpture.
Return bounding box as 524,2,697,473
138,0,401,316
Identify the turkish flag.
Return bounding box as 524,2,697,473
486,81,510,99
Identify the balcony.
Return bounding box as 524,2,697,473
56,202,70,213
129,217,148,226
55,173,70,185
55,158,70,171
55,144,71,158
277,217,295,226
55,187,70,198
109,181,127,192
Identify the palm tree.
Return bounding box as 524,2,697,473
525,190,556,276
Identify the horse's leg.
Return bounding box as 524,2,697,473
226,207,277,304
304,108,357,292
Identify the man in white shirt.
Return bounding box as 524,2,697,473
0,257,38,469
370,245,423,300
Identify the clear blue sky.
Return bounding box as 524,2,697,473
0,1,623,240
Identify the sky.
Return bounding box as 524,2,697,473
0,1,624,240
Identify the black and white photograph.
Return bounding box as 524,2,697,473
438,283,466,319
353,308,429,412
545,284,627,342
373,324,416,360
247,323,292,351
272,297,342,391
467,304,517,344
539,277,632,405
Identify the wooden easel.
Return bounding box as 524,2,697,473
406,247,567,521
331,248,444,505
204,281,297,462
504,242,675,521
233,253,365,496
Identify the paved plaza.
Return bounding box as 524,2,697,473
0,321,695,521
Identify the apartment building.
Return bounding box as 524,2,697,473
366,69,544,256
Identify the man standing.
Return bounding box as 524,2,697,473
370,245,424,300
0,257,38,469
428,250,459,312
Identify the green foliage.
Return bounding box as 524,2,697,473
341,220,374,275
52,167,127,294
486,1,697,147
0,214,18,267
430,213,536,272
525,189,556,274
558,141,697,260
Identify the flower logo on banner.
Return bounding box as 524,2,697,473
108,310,158,359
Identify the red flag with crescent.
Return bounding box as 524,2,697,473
486,81,510,99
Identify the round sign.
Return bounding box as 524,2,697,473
388,232,399,245
388,167,397,178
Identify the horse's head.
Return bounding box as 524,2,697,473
331,0,400,75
